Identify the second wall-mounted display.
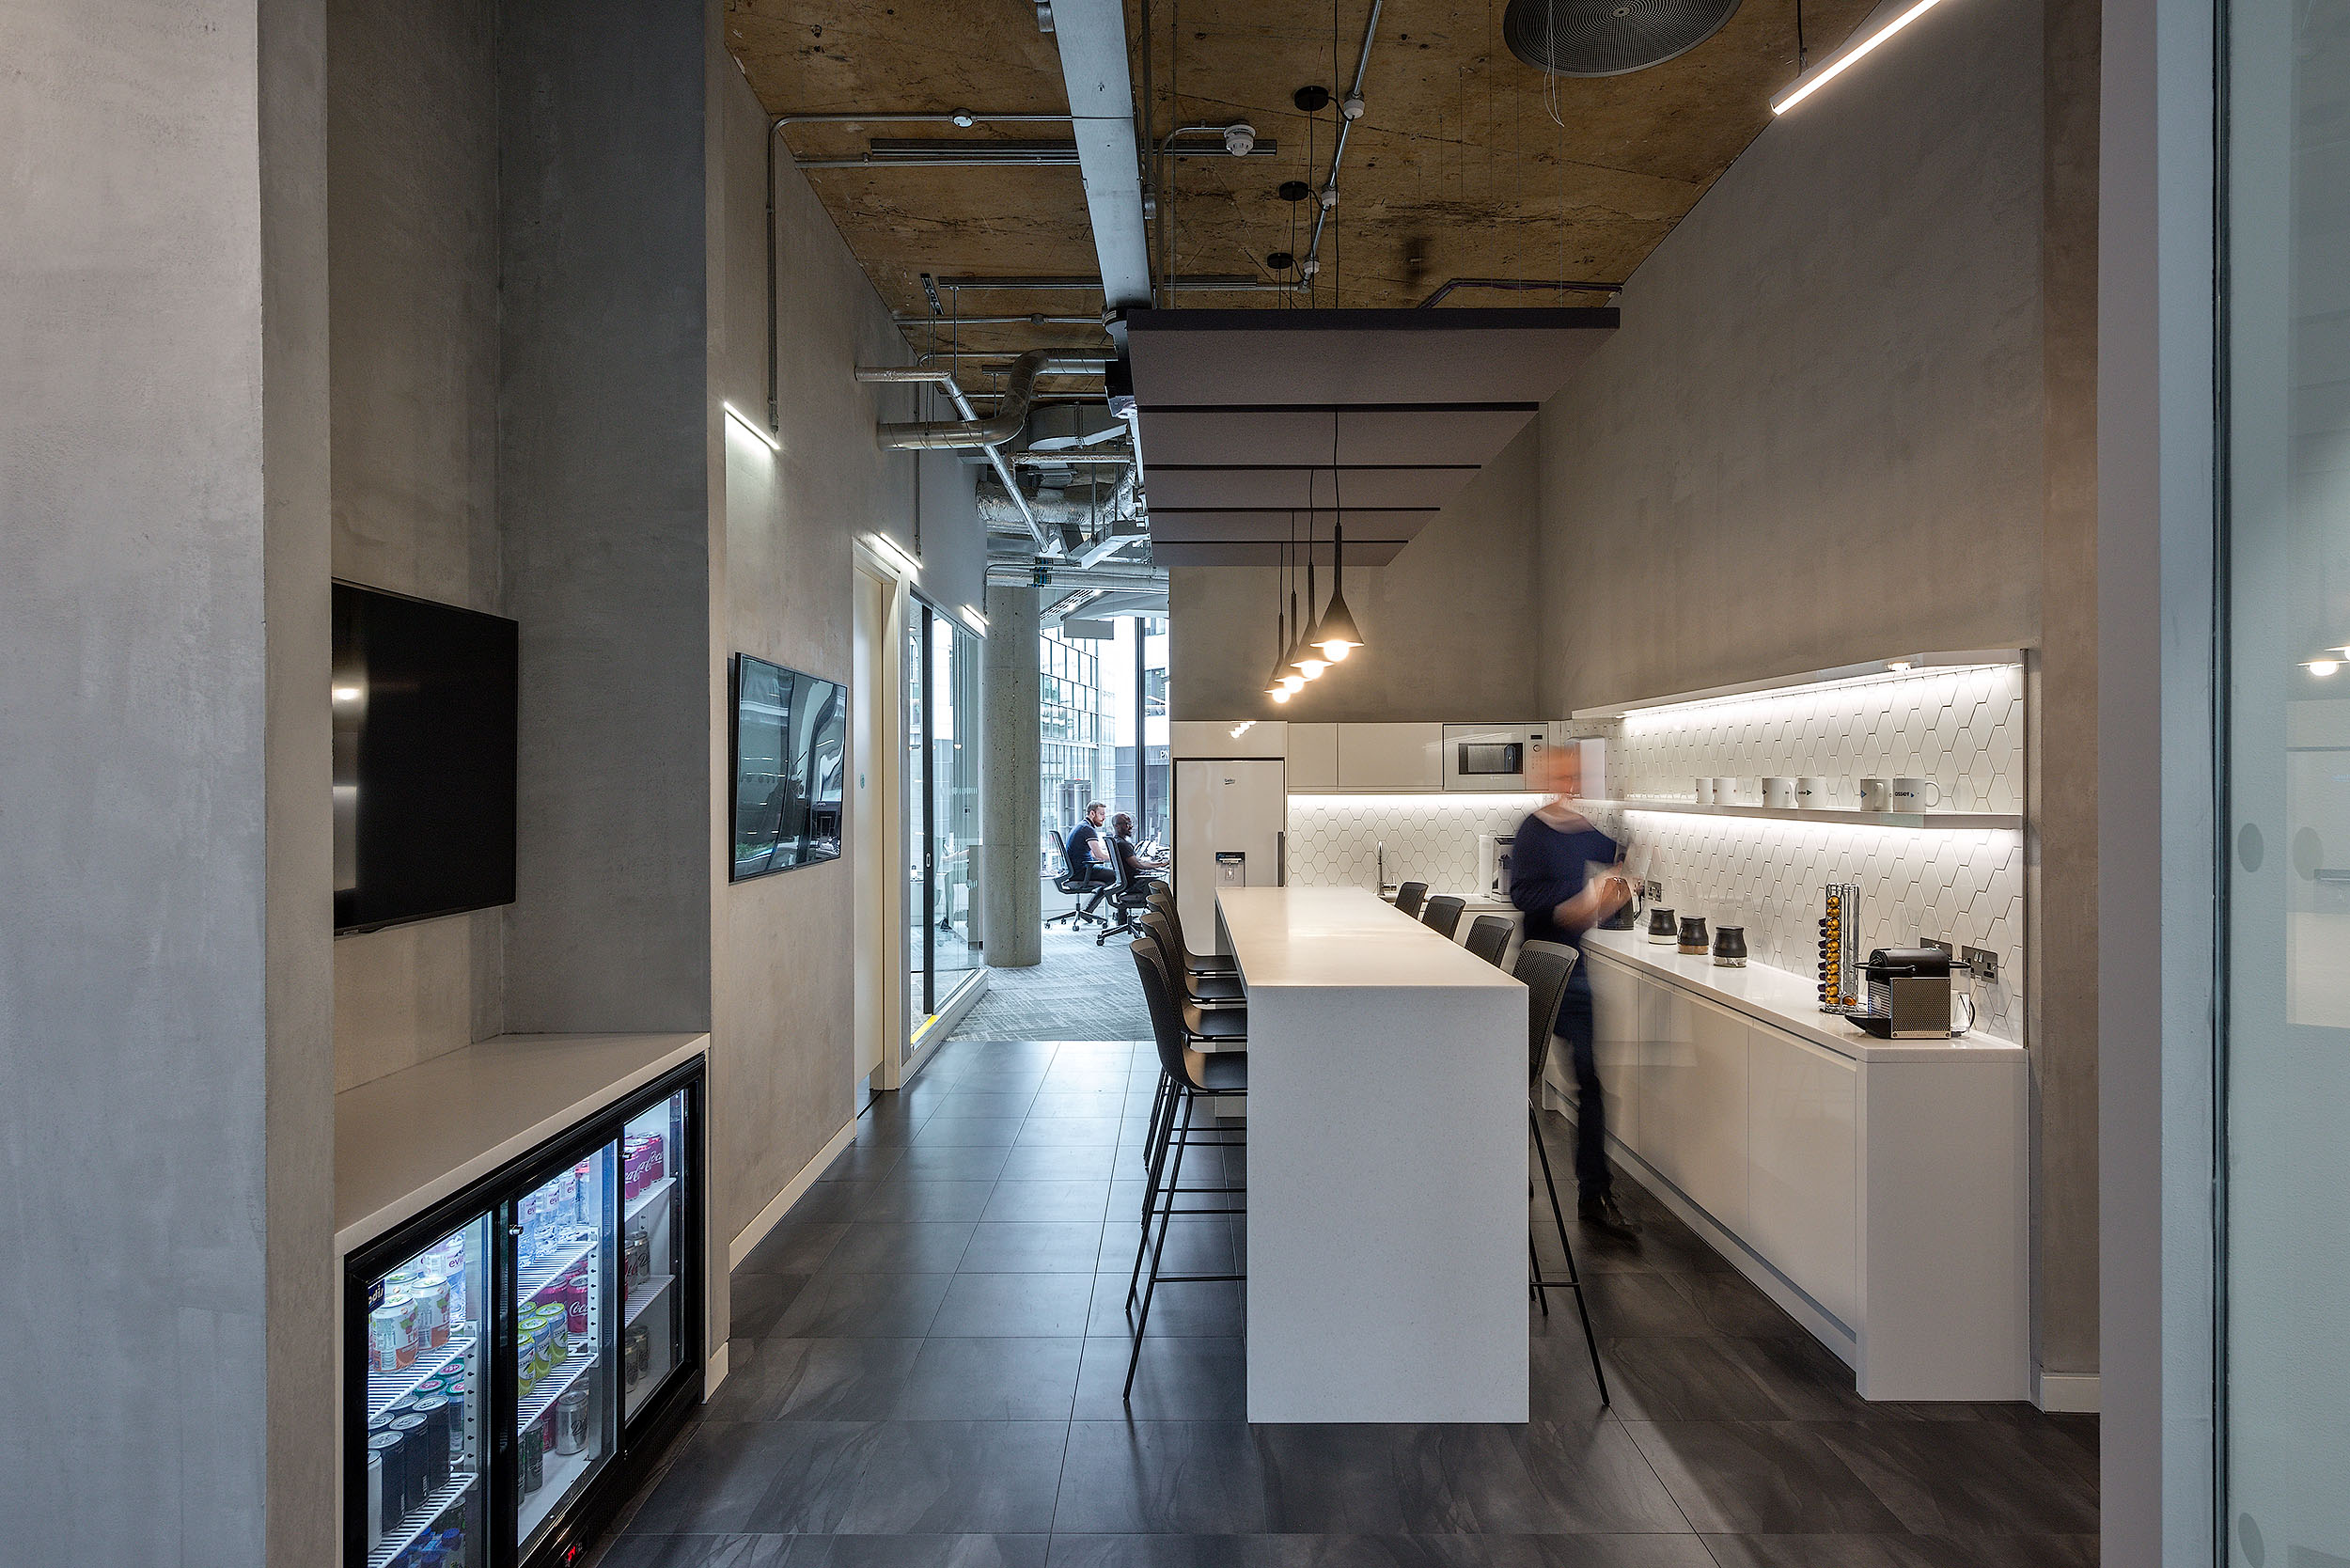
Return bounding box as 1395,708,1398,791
730,654,846,880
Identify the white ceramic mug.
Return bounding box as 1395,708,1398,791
1794,776,1826,807
1761,776,1794,808
1891,776,1942,810
1858,777,1892,810
1693,777,1716,805
1713,776,1740,805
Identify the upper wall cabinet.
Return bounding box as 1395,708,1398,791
1334,723,1445,791
1286,724,1338,789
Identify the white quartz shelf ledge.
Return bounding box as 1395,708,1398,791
1576,797,2021,831
1579,930,2018,1062
336,1031,710,1254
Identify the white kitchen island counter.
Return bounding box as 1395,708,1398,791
1214,886,1528,1421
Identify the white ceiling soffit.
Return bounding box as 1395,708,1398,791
1126,307,1616,566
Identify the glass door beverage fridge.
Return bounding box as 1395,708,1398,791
345,1059,702,1568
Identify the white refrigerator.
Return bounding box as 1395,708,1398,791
1174,758,1287,953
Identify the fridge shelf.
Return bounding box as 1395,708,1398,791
518,1233,598,1302
368,1471,475,1568
625,1175,674,1225
366,1334,476,1422
517,1352,599,1433
625,1274,674,1328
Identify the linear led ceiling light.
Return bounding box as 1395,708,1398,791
1770,0,1951,115
723,401,781,451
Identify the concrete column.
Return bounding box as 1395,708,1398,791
982,584,1043,966
3,1,335,1559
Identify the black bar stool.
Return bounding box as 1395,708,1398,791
1513,941,1608,1404
1142,890,1241,977
1125,939,1247,1398
1421,895,1467,939
1392,881,1429,918
1465,915,1514,966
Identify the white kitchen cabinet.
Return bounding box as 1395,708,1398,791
1576,934,2028,1402
1334,723,1444,791
1286,723,1338,789
1743,1019,1857,1325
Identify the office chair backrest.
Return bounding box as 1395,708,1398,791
1136,908,1185,976
1464,915,1513,967
1049,829,1089,893
1421,895,1467,940
1393,881,1429,918
1512,941,1581,1089
1130,938,1198,1089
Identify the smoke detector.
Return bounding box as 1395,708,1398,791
1340,94,1366,121
1502,0,1742,76
1223,122,1257,156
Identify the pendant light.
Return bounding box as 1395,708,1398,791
1263,532,1297,701
1311,410,1365,661
1288,504,1329,681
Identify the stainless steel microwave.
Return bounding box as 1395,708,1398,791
1442,725,1543,791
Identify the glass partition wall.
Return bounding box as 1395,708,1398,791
2222,3,2350,1560
1037,616,1168,891
907,599,982,1041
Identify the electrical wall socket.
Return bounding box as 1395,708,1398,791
1962,946,1999,983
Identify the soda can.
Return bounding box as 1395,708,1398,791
415,1274,452,1349
369,1303,412,1372
391,1412,443,1497
410,1395,451,1473
518,1424,544,1497
365,1450,384,1548
554,1387,591,1456
369,1429,407,1527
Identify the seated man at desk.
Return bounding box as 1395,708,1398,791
1511,745,1640,1239
1109,812,1164,881
1064,801,1118,915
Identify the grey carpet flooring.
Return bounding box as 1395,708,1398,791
952,908,1151,1043
593,1041,2099,1568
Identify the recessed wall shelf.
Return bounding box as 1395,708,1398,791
1575,798,2022,831
1569,649,2027,720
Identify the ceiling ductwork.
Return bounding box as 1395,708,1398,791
1501,0,1743,77
872,350,1101,450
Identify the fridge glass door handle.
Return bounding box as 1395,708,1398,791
1276,831,1285,886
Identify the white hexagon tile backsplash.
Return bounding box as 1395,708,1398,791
1286,794,1547,899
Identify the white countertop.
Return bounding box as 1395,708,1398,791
1218,886,1523,992
1581,929,2019,1062
336,1030,709,1253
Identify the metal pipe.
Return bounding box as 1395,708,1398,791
932,274,1270,291
854,363,1048,549
1301,0,1384,286
891,315,1103,326
872,350,1100,449
1417,276,1624,308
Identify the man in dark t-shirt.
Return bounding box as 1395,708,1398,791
1511,745,1640,1238
1063,802,1117,917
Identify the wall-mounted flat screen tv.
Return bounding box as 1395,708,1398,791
732,653,846,880
332,581,519,934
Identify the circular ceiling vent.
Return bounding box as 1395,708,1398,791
1502,0,1742,76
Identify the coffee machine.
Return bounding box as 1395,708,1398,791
1478,834,1514,901
1858,947,1956,1038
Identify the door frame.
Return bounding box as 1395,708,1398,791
852,543,911,1090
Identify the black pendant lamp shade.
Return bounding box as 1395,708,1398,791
1309,413,1366,660
1263,532,1297,699
1288,535,1328,679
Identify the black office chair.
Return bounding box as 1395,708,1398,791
1094,851,1154,945
1044,828,1109,930
1421,895,1467,940
1465,915,1514,966
1514,941,1608,1405
1125,939,1247,1399
1141,893,1240,977
1393,882,1429,918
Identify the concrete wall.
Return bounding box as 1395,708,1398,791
1534,0,2045,713
326,0,506,1091
1531,0,2099,1389
2,0,335,1559
499,0,716,1036
706,48,983,1309
1167,424,1543,722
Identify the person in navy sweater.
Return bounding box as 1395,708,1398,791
1510,744,1641,1238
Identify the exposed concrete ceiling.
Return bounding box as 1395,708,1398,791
722,0,1874,377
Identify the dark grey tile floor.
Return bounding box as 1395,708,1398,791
591,1040,2099,1567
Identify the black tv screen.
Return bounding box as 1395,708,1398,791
332,582,519,933
732,653,845,880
